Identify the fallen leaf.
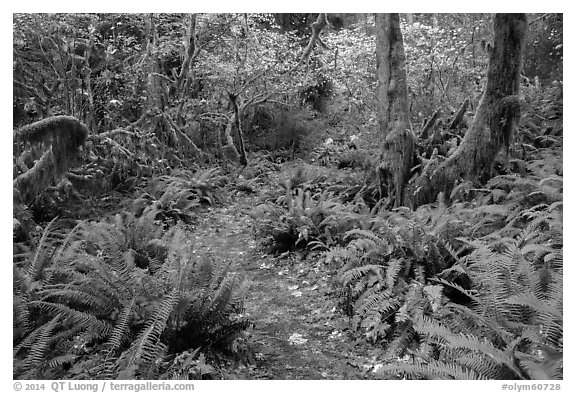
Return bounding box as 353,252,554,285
288,333,308,345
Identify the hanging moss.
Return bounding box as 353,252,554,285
14,116,88,204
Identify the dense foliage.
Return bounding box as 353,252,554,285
13,13,562,380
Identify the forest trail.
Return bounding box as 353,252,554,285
189,191,380,380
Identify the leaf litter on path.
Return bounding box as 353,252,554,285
188,191,382,379
288,333,308,345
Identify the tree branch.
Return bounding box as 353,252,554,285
282,13,329,74
88,129,136,141
177,14,198,90
529,13,550,25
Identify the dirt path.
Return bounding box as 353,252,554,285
190,192,382,380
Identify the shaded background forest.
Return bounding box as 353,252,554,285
12,13,563,381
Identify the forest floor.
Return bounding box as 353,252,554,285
188,187,382,380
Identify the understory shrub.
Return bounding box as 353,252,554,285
329,165,562,379
132,167,228,226
13,217,249,380
378,212,562,379
328,207,458,347
245,107,314,155
252,187,362,253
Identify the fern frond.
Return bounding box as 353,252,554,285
13,295,31,340
28,218,58,281
15,314,60,378
384,322,418,358
43,222,82,284
357,292,400,322
29,301,113,339
47,354,77,369
446,303,513,344
133,289,178,366
520,359,561,380
456,354,511,379
37,287,111,314
201,275,236,321
339,264,384,286
344,228,387,246
444,333,522,378
106,297,136,354
385,258,404,289
431,277,481,304
413,315,455,342
505,293,562,320
13,265,32,295
378,359,483,380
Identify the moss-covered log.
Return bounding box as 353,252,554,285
407,14,527,208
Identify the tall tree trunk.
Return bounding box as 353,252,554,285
229,93,248,166
375,13,414,207
144,15,166,111
82,23,97,133
177,14,197,92
408,14,527,208
222,112,241,163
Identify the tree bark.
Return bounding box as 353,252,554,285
448,97,470,131
82,26,97,133
408,14,527,208
177,14,198,91
375,13,415,207
420,108,442,139
144,15,166,111
222,112,241,163
178,14,196,85
229,93,248,166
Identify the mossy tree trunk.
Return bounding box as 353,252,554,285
375,13,415,207
136,14,204,161
176,14,198,92
408,14,527,208
228,93,248,166
144,15,163,110
222,96,242,164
